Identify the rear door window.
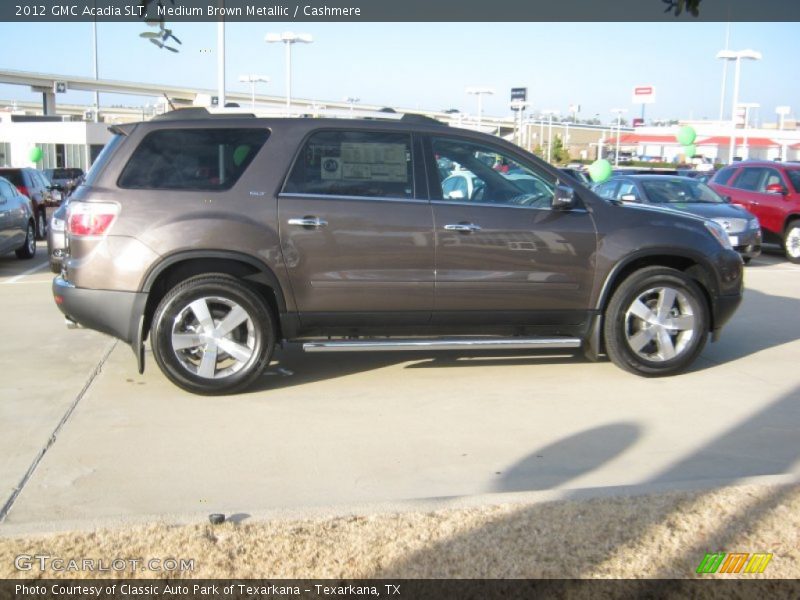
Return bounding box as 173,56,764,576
712,167,737,186
731,167,766,191
283,130,414,199
118,128,269,191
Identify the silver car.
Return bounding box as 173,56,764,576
0,176,36,260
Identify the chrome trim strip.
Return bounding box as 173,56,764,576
431,200,588,213
279,193,428,205
303,337,581,352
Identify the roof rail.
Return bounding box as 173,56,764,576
151,107,256,121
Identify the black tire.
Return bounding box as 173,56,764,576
784,220,800,265
36,209,47,240
742,256,752,265
15,221,36,259
603,267,709,377
151,274,276,395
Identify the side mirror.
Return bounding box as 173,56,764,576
765,183,787,195
553,184,576,210
722,195,732,203
620,193,639,203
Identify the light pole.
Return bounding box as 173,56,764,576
465,87,494,129
344,96,360,115
239,75,269,109
611,108,627,166
737,102,759,160
542,110,559,163
716,49,761,164
266,31,313,115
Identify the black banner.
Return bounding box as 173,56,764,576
2,0,800,23
2,579,800,600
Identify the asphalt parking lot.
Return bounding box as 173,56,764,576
1,242,800,535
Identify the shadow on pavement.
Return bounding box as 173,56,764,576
372,385,800,578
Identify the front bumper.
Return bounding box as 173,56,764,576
52,276,146,345
731,228,762,260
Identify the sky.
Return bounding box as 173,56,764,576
0,21,797,125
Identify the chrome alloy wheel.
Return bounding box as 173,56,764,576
26,224,35,254
170,296,256,379
623,286,696,362
786,226,800,259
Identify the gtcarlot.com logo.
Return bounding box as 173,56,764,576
15,554,194,573
696,552,772,574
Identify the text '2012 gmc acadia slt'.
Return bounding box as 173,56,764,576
52,109,743,394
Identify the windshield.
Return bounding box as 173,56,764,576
641,179,723,204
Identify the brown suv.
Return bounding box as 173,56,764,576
52,109,744,394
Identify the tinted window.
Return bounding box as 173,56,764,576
119,128,268,191
617,181,640,201
284,130,413,199
731,167,766,191
712,167,737,186
0,170,23,187
786,169,800,193
432,137,554,209
760,169,785,191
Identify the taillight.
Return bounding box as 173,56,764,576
67,202,120,237
17,185,29,197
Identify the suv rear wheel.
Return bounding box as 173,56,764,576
151,274,275,395
784,220,800,264
36,210,47,240
604,267,708,377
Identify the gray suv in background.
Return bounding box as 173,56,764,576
53,108,744,394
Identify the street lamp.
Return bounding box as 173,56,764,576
344,96,360,115
465,87,494,129
611,108,627,166
541,110,559,163
737,102,759,160
265,31,313,115
716,49,762,163
239,74,270,109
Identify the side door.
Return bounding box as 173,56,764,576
755,167,793,234
425,135,597,326
727,167,767,215
278,129,434,329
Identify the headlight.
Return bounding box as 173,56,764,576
705,220,733,250
710,217,748,234
50,217,65,232
749,217,760,231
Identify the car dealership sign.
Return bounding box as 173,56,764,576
632,85,656,104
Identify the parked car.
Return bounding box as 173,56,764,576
0,167,55,239
0,176,36,260
53,108,743,394
593,175,761,263
709,161,800,263
44,168,84,197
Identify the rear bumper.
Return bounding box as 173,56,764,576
52,276,146,345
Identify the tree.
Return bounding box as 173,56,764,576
551,135,570,164
662,0,702,17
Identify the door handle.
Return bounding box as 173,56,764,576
444,223,482,233
288,216,328,229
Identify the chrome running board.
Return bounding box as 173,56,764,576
303,337,582,353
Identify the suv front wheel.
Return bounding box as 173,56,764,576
603,267,709,377
151,274,275,395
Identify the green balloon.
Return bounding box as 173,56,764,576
676,126,697,146
29,147,43,163
683,144,697,158
588,159,612,183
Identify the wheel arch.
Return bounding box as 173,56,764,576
134,251,289,374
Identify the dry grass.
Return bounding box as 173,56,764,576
1,483,798,579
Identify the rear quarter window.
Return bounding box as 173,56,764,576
118,128,269,191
